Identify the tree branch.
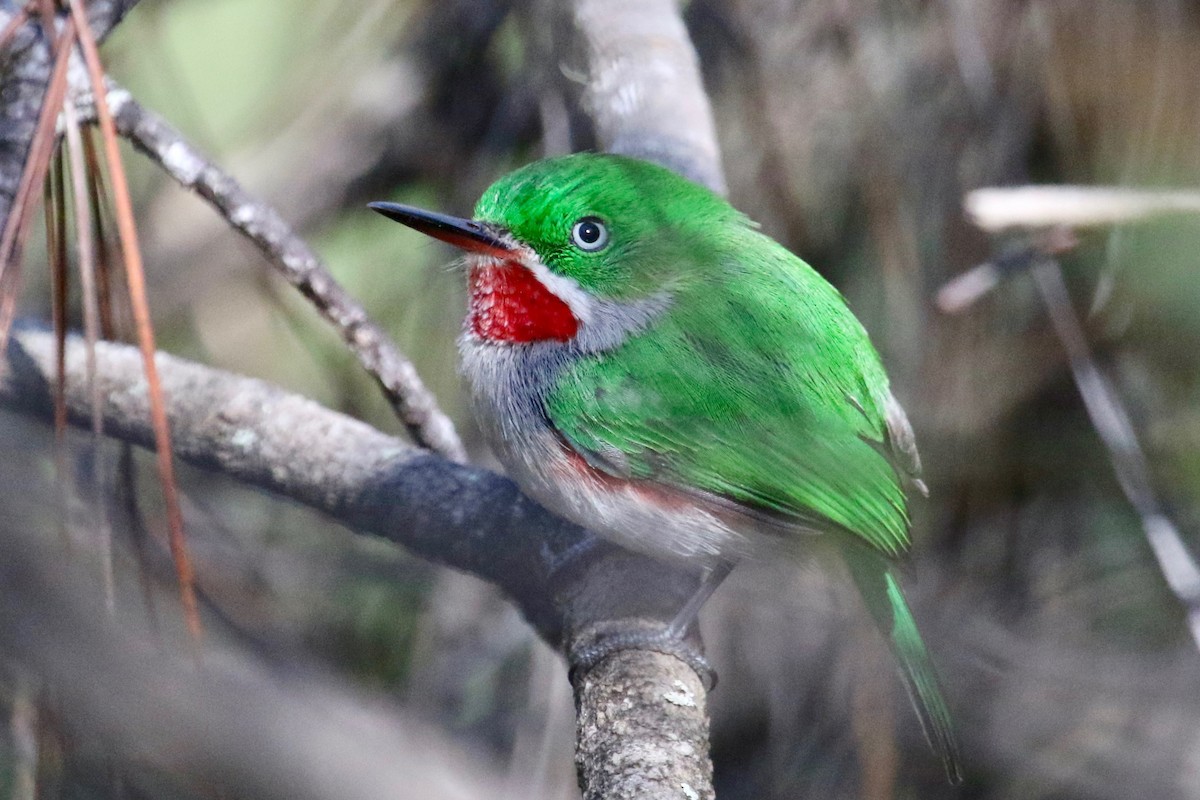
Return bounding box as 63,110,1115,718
570,0,726,196
575,652,713,800
69,80,468,464
1,324,554,636
2,324,705,645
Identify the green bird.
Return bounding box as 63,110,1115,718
370,152,961,781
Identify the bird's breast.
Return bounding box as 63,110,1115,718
457,335,749,565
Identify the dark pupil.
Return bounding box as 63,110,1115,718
578,221,601,244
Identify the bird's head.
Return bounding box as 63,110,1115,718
370,153,745,346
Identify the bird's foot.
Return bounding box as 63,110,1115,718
664,559,736,639
567,619,717,690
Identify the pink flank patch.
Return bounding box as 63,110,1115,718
468,260,579,343
554,436,691,513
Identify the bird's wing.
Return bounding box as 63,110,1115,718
545,251,916,557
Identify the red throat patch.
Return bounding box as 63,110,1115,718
468,259,579,343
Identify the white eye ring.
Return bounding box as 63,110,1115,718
571,217,609,251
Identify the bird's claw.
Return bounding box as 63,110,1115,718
567,620,717,691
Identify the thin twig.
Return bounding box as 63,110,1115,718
1030,259,1200,649
966,185,1200,233
81,126,118,339
9,678,37,800
47,141,71,549
0,15,74,349
64,96,115,612
47,152,67,441
78,83,468,464
68,0,202,641
0,7,30,54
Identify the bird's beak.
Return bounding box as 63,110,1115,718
368,201,513,257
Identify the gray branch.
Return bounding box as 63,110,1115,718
1,324,566,640
575,653,713,800
559,2,727,794
571,0,726,196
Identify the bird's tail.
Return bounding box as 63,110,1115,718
845,550,963,784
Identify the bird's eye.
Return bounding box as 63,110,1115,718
570,217,609,252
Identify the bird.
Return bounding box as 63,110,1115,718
370,152,961,782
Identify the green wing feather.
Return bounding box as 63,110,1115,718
546,231,911,555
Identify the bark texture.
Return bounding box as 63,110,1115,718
576,652,714,800
0,1,138,220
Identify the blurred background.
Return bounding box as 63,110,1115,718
4,0,1200,798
